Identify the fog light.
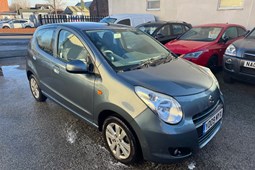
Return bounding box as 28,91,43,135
225,59,233,70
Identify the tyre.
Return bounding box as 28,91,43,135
25,26,31,28
103,116,139,164
29,75,47,102
223,72,234,83
207,55,219,72
3,26,10,29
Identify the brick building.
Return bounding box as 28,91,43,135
89,0,109,16
0,0,9,12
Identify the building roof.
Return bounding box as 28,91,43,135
76,1,92,8
0,0,9,12
66,6,89,13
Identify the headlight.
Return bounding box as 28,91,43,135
200,66,220,90
183,51,203,59
135,86,183,124
225,44,236,56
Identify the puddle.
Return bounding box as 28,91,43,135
65,124,78,144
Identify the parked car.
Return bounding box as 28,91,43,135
100,14,156,27
0,19,34,29
136,21,192,44
165,24,247,70
223,28,255,83
27,22,224,164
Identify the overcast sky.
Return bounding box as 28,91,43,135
8,0,92,7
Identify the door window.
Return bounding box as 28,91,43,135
117,19,131,26
237,27,246,36
157,24,171,36
223,27,238,39
172,24,184,35
58,30,90,63
36,29,55,55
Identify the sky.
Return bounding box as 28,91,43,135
7,0,92,7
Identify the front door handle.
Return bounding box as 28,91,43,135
53,66,60,74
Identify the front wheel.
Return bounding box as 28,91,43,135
29,75,47,102
207,55,219,72
103,116,140,164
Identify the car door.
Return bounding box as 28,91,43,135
33,28,56,96
218,27,241,57
154,24,174,44
50,29,95,121
13,20,22,28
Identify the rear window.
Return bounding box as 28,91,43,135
36,29,55,55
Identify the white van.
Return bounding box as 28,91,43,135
100,14,156,27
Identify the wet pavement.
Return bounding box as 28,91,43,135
0,58,255,170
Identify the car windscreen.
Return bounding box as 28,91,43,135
85,29,172,72
246,29,255,39
100,17,117,24
137,24,160,35
179,27,222,42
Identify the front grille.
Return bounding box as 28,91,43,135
244,52,255,60
193,100,220,126
192,100,223,148
240,67,255,75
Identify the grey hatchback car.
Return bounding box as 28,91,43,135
223,28,255,83
26,22,224,164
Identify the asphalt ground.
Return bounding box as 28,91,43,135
0,35,31,59
0,57,255,170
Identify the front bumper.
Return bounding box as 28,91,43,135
223,55,255,83
131,84,224,163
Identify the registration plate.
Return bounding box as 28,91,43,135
203,108,223,134
244,60,255,69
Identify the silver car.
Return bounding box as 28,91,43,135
0,19,34,29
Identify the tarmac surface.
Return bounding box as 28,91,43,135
0,35,31,59
0,57,255,170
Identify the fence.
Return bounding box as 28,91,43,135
38,14,105,25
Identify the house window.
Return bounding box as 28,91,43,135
218,0,244,10
147,0,160,10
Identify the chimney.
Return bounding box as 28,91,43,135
0,0,10,12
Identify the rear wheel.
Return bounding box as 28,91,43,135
25,26,31,28
103,116,139,164
223,72,234,83
29,75,47,102
207,55,219,72
3,26,10,29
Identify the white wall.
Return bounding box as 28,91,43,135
108,0,255,30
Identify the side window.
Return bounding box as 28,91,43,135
172,24,184,35
117,19,131,26
237,27,246,36
223,27,238,39
58,30,90,63
13,20,20,23
36,29,55,55
157,24,171,36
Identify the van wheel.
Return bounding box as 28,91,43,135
207,55,219,71
103,116,139,164
29,75,47,102
223,72,234,83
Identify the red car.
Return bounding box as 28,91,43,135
165,24,247,70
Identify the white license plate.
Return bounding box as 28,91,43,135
244,60,255,69
203,108,223,134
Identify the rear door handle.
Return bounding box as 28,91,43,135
53,66,60,74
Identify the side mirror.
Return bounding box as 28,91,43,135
66,60,88,73
155,33,164,39
221,35,230,43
